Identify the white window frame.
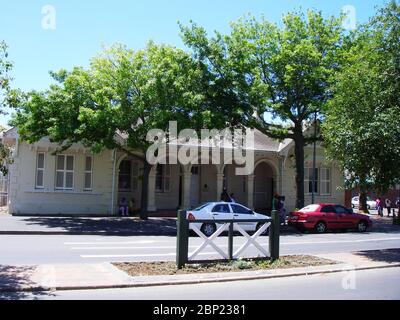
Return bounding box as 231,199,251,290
156,164,171,193
35,152,45,189
55,154,75,190
84,156,93,191
320,167,331,196
118,160,132,191
305,167,319,195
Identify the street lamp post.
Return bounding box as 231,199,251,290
311,111,317,204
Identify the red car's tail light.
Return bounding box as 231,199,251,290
187,213,196,221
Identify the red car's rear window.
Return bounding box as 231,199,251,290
298,204,320,212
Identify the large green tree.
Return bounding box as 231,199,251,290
0,41,13,175
11,42,209,218
322,1,400,212
180,10,345,208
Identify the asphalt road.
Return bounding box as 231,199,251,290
17,267,400,300
1,229,400,265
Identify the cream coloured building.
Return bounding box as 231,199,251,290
2,127,344,216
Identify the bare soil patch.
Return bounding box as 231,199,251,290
114,255,337,277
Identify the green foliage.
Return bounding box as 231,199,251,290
0,41,13,175
180,10,345,208
322,1,400,195
0,40,13,114
11,42,208,155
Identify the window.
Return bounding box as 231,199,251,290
55,155,74,190
212,204,230,213
320,168,331,195
155,164,171,192
305,168,319,194
320,205,335,213
36,153,45,189
231,204,252,214
118,160,131,190
334,205,350,214
84,156,93,191
299,204,320,212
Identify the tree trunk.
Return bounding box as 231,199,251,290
139,162,152,220
293,128,305,210
359,190,369,214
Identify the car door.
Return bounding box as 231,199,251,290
319,205,338,229
230,203,255,231
211,204,234,222
334,205,354,229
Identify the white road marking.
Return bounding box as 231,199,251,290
281,237,400,245
80,252,221,258
64,240,157,245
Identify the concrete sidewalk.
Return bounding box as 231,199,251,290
1,249,399,295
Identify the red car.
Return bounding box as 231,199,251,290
288,203,372,233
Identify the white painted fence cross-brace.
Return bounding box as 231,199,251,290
188,222,271,261
233,222,270,259
189,223,229,260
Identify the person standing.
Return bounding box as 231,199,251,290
279,196,286,225
396,198,400,217
229,193,236,203
119,197,129,216
221,188,230,202
376,198,383,217
272,193,280,211
385,198,392,217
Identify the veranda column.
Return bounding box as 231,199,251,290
147,169,157,212
216,173,224,201
181,171,192,210
247,174,255,209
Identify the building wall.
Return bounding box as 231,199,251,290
282,145,345,211
200,165,218,203
9,140,345,215
154,164,180,210
9,142,114,215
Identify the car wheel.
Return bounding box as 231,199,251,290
357,220,368,233
256,223,269,235
314,221,327,234
200,223,217,237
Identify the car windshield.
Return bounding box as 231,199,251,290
299,204,320,212
193,203,210,211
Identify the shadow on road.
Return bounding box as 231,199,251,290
21,217,177,236
355,248,400,264
0,265,53,300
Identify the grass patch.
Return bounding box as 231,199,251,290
114,255,337,277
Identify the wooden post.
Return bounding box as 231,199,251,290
228,222,234,260
176,210,189,269
269,210,280,261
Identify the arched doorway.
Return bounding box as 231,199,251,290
253,161,275,211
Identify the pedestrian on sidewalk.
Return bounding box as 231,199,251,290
279,196,287,225
119,197,129,216
376,198,383,217
272,193,280,211
221,188,230,202
396,198,400,217
385,198,392,217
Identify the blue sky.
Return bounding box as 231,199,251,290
0,0,389,127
